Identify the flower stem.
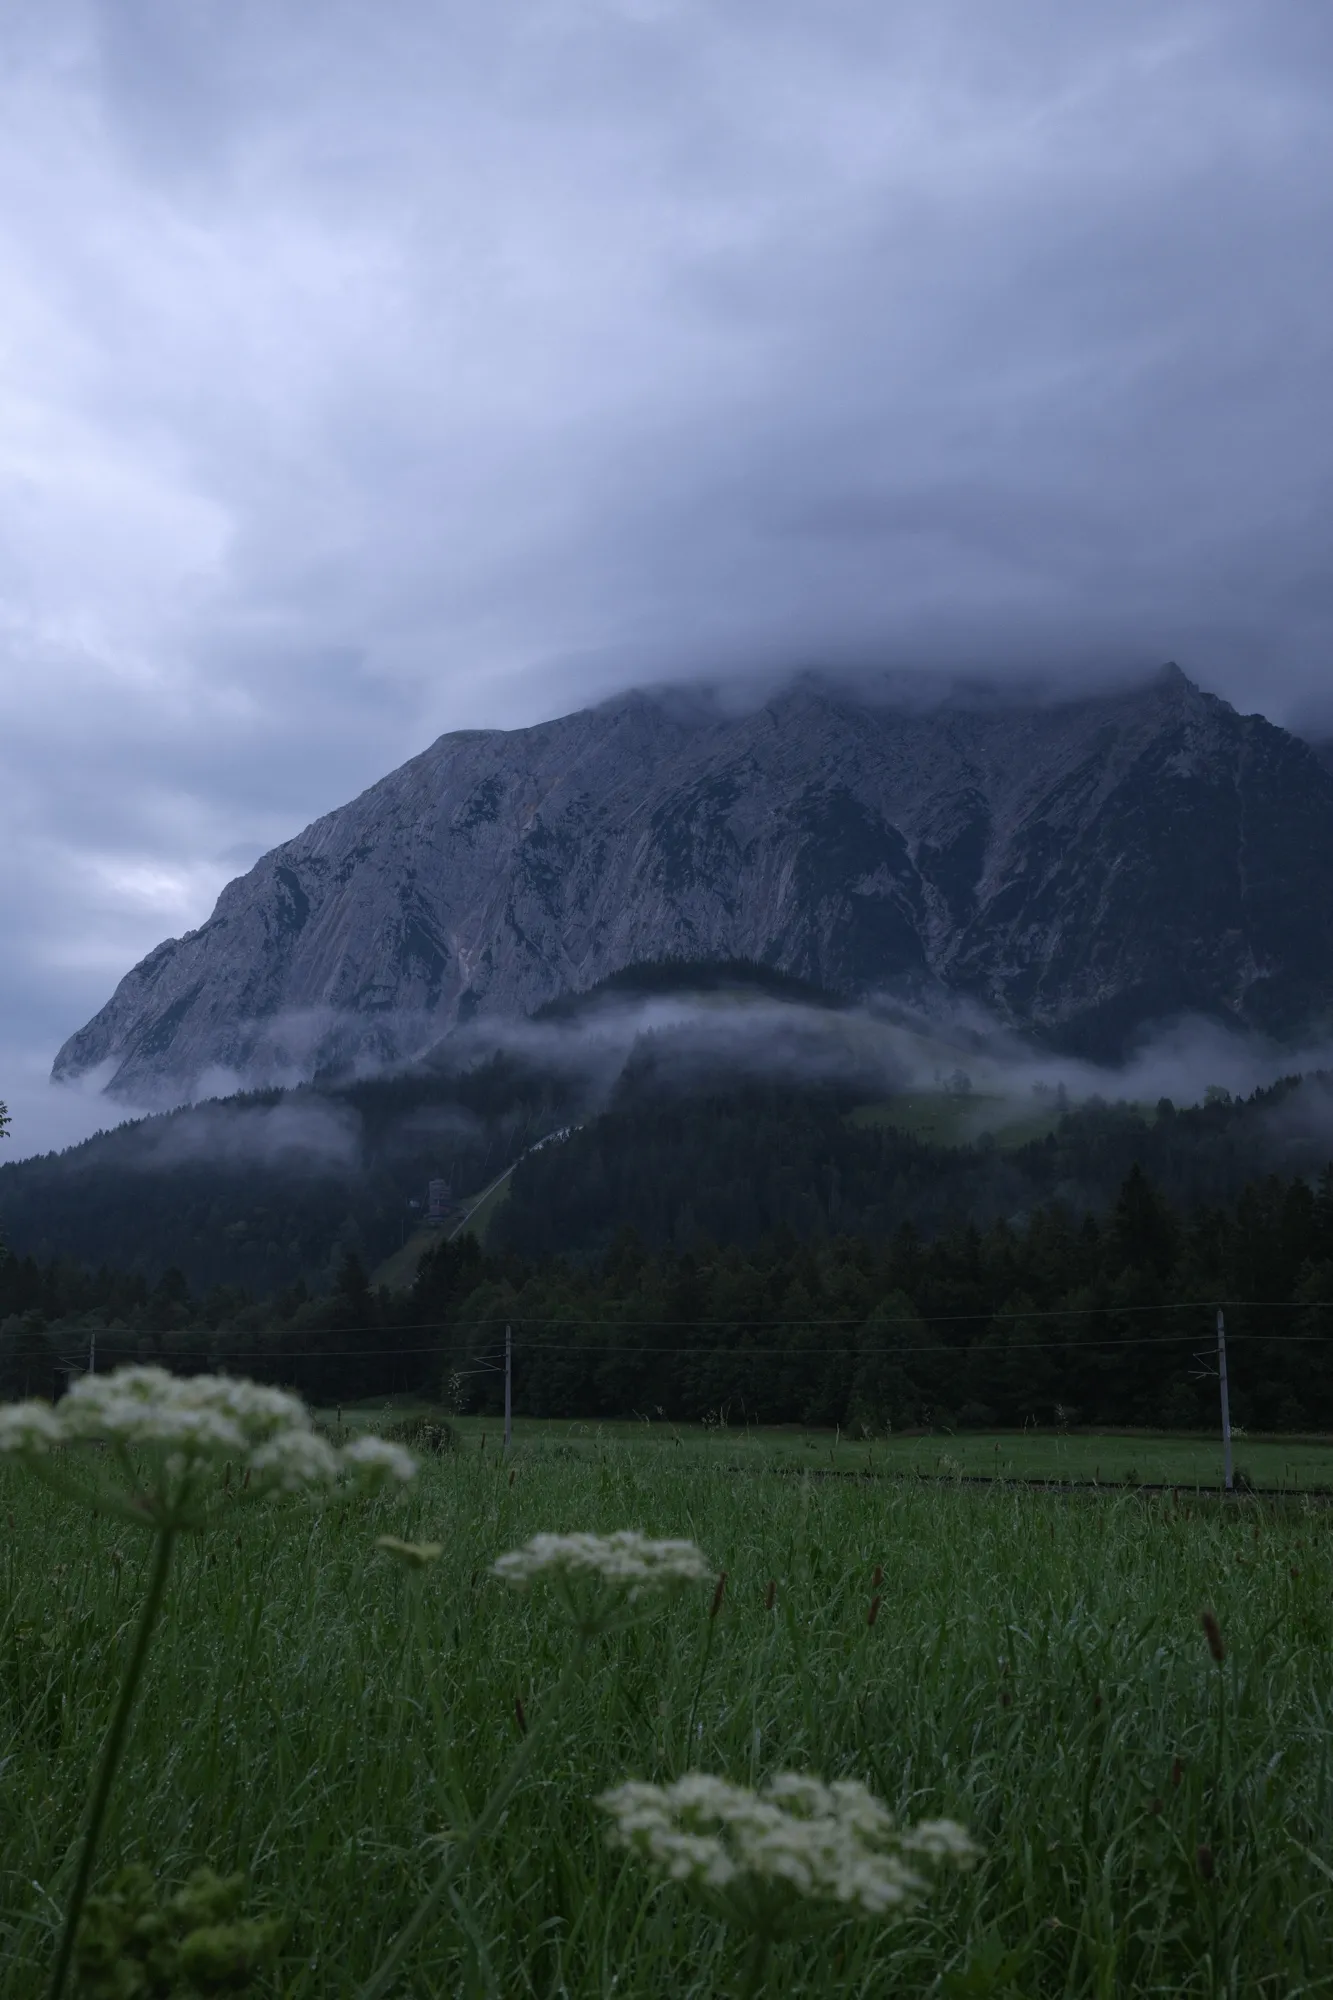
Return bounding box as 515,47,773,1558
685,1605,719,1759
738,1931,772,2000
47,1525,176,2000
357,1637,588,2000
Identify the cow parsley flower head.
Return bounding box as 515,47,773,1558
0,1400,64,1455
56,1368,309,1459
0,1367,416,1529
247,1428,341,1493
597,1772,976,1931
493,1531,712,1591
5,1370,419,2000
340,1434,418,1486
492,1531,714,1634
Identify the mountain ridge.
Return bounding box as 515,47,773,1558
54,665,1333,1098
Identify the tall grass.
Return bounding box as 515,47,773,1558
3,1439,1332,1994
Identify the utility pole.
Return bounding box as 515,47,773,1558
88,1328,96,1377
504,1324,512,1458
1217,1307,1233,1493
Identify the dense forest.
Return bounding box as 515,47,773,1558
417,1156,1333,1434
495,1062,1332,1258
6,1143,1333,1433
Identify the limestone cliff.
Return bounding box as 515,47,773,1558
54,667,1333,1097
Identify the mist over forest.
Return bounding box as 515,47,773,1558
7,967,1333,1429
8,969,1333,1289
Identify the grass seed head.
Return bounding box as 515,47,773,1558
376,1536,443,1568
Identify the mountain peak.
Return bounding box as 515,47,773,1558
53,669,1333,1100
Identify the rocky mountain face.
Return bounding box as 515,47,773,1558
55,666,1333,1099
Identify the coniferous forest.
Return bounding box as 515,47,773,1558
5,1063,1333,1431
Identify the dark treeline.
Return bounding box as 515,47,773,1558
0,1240,429,1406
433,1159,1333,1434
8,1158,1333,1433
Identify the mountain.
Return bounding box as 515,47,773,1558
54,665,1333,1100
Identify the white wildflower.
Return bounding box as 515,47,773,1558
0,1367,417,1524
249,1428,341,1493
59,1368,274,1458
492,1531,713,1594
597,1772,976,1924
0,1400,64,1454
901,1818,981,1861
174,1376,308,1440
64,1394,244,1457
340,1435,418,1485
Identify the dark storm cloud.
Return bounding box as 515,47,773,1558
2,0,1331,1152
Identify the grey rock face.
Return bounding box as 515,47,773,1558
54,667,1333,1098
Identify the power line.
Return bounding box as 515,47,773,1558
76,1327,1333,1362
70,1295,1333,1345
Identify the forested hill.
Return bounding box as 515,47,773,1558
2,1057,1332,1297
0,1053,577,1295
495,1066,1332,1261
5,1060,1333,1431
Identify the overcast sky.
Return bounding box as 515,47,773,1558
2,0,1331,1157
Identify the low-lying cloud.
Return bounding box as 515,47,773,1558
471,987,1333,1130
13,981,1333,1190
123,1096,364,1174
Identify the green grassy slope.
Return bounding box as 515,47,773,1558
849,1091,1071,1149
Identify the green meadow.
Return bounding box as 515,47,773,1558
4,1428,1333,1996
845,1092,1070,1150
435,1416,1333,1494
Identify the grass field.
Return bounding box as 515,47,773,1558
339,1407,1333,1494
5,1424,1333,1996
371,1225,452,1292
458,1167,514,1245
